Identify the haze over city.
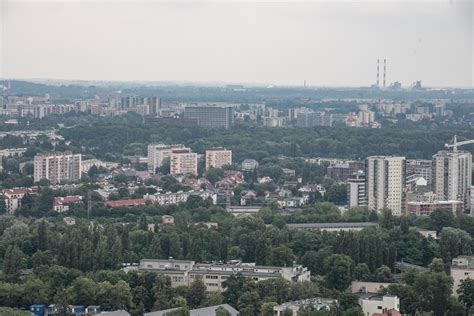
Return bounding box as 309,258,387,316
1,0,473,87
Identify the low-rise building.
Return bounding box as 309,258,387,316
53,195,83,212
241,159,259,172
287,222,378,232
351,281,393,294
145,304,238,316
451,256,474,297
104,198,146,207
273,298,337,316
1,187,38,214
162,215,174,224
63,217,76,225
406,200,463,216
134,259,310,292
360,295,400,316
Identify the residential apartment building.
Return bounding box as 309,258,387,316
360,296,400,316
184,105,234,129
348,171,367,208
406,200,463,216
451,256,474,297
170,148,198,176
433,150,472,211
1,187,38,214
406,159,433,186
33,151,81,184
147,144,185,174
241,159,259,171
206,148,232,170
134,259,310,292
296,111,333,127
366,156,406,216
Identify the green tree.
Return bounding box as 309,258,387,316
439,227,472,263
324,254,354,291
237,291,261,316
414,272,453,316
379,208,394,229
374,265,393,282
215,306,232,316
338,292,360,311
261,302,277,316
429,209,455,233
68,277,98,306
457,278,474,315
187,278,207,308
428,258,445,273
353,263,371,281
3,246,26,281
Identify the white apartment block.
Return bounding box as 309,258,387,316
348,170,367,208
451,256,474,297
433,150,472,211
206,148,232,170
133,259,310,292
170,149,198,176
34,151,81,184
366,156,406,216
147,144,185,174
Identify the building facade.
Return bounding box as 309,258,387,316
433,150,472,211
147,144,185,174
366,156,406,216
184,105,234,129
170,149,198,176
348,171,367,208
451,256,474,297
206,148,232,170
134,259,310,292
34,151,81,184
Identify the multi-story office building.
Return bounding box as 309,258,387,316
433,150,472,211
134,259,310,292
170,148,198,176
406,159,433,186
34,151,81,184
184,105,234,129
206,148,232,170
348,171,367,208
147,144,185,174
366,156,406,216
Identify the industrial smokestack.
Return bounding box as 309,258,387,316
383,59,386,88
376,59,380,87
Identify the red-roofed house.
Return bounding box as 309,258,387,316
53,195,83,213
105,198,146,207
1,187,38,214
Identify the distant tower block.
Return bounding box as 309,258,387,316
376,59,380,87
383,59,387,88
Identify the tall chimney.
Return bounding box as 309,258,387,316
376,59,380,87
383,59,386,88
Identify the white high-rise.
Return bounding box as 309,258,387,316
366,156,406,216
433,150,472,211
348,170,367,208
147,144,185,174
34,151,81,184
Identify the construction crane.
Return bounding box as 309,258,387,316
445,135,474,152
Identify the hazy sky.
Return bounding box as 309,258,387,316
1,0,473,87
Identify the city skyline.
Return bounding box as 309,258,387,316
1,0,473,88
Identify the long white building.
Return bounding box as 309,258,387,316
366,156,406,216
131,259,310,292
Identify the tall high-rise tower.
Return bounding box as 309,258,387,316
433,150,472,211
366,156,406,216
376,59,380,87
383,59,387,88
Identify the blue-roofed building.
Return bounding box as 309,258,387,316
30,304,45,316
68,305,85,315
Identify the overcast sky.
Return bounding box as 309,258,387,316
1,0,473,87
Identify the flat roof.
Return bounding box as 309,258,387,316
287,222,378,229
